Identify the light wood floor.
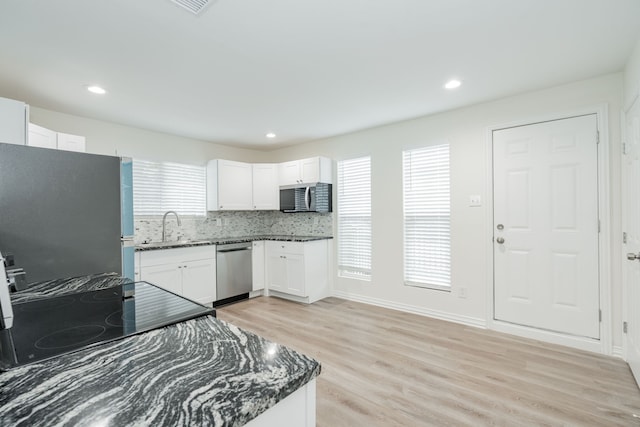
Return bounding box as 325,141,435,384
217,296,640,426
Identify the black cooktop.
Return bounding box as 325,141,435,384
0,282,215,369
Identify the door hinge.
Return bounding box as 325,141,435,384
596,130,600,144
598,220,601,233
624,321,628,334
599,309,602,322
623,232,628,244
623,142,627,154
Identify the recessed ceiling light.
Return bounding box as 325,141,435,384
444,79,462,90
266,132,276,139
87,85,107,95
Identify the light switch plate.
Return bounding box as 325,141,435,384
469,195,482,207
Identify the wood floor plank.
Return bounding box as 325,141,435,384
217,297,640,426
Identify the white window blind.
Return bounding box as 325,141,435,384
133,159,206,216
403,144,450,289
337,156,372,280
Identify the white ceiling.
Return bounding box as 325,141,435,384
0,0,639,150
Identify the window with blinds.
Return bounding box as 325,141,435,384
403,144,450,289
133,159,206,216
337,156,372,280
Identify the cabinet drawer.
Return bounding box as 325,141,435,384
139,246,216,267
267,241,304,255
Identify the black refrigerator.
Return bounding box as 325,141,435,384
0,142,127,284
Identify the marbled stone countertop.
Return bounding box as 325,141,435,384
10,272,132,304
135,234,333,251
1,274,321,426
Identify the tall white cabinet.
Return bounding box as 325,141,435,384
0,97,28,146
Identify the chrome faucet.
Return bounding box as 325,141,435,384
162,211,182,242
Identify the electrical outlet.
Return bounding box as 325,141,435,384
313,217,319,226
458,287,467,299
215,218,222,227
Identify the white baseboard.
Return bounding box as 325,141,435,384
489,319,604,355
612,345,624,359
332,290,486,329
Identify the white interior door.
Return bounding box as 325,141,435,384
624,98,640,383
493,114,600,338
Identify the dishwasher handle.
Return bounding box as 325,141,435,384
217,242,252,253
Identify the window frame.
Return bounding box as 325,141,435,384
402,143,451,291
337,156,372,281
133,159,207,217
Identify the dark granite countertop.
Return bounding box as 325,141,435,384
10,272,131,305
135,235,333,251
0,275,321,426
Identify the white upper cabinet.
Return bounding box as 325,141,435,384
278,156,332,186
0,97,28,146
207,159,253,211
28,123,57,149
57,132,86,152
27,123,87,152
252,163,279,210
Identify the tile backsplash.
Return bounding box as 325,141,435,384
134,211,332,243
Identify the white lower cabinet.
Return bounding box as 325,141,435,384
138,246,216,305
252,241,265,291
265,240,329,304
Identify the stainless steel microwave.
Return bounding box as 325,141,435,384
279,183,332,213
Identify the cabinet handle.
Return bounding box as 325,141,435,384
178,266,182,269
220,205,223,209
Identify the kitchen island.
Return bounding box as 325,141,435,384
0,274,320,426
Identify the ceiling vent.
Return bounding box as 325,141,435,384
170,0,213,15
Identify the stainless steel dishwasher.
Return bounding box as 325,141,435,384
215,242,253,305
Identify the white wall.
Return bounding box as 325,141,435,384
266,73,624,347
29,106,269,165
624,39,640,107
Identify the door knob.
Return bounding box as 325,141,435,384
496,237,505,244
627,253,640,261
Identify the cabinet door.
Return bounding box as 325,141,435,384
218,160,252,210
284,254,306,297
140,263,182,295
28,123,57,149
266,251,287,292
0,97,26,145
252,241,265,291
300,158,319,184
181,258,216,304
57,132,86,152
278,160,301,186
252,164,279,210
